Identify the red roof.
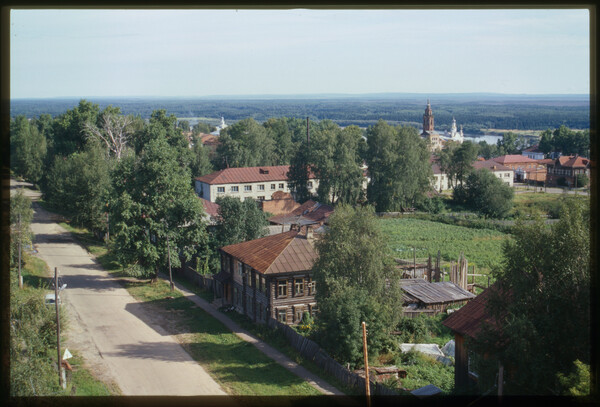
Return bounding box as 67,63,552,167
492,155,538,165
199,133,220,146
557,155,590,168
442,284,505,339
199,197,220,218
196,165,315,185
221,230,316,275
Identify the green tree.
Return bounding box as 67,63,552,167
50,99,100,157
496,131,520,154
312,205,402,367
366,120,432,211
10,189,34,268
10,115,47,184
44,145,112,232
471,200,590,395
214,196,268,247
453,168,514,218
216,118,276,168
190,140,214,179
538,129,553,155
192,122,216,135
438,140,478,188
111,136,207,279
287,144,313,203
311,123,365,205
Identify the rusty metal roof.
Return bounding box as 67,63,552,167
401,281,475,305
199,197,220,218
269,200,333,225
442,284,502,338
220,230,316,275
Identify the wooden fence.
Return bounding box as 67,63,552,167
266,318,398,396
173,258,214,291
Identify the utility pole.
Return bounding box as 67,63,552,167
166,233,174,291
362,321,371,406
18,214,23,289
55,267,63,388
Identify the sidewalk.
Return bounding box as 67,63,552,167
163,273,345,396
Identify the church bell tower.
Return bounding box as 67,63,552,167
423,99,434,132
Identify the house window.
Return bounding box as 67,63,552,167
308,280,316,295
279,183,284,189
244,185,252,192
238,262,243,278
278,308,287,323
295,278,304,296
231,186,239,192
257,196,265,201
217,186,225,193
271,184,276,190
278,280,287,297
261,277,266,294
308,181,313,189
258,184,265,191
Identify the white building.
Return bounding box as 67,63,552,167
195,165,319,203
443,118,464,144
431,159,514,191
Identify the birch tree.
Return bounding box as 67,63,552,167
84,106,134,160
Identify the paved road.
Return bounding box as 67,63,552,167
11,180,230,397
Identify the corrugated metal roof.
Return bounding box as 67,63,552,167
401,281,475,305
196,165,316,185
220,230,316,275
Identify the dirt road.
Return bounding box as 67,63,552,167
11,180,229,397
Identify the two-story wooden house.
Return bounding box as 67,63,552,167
545,155,590,187
214,229,318,325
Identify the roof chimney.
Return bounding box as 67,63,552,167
306,226,314,242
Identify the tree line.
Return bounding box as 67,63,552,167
11,97,590,131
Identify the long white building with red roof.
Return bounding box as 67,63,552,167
195,165,319,203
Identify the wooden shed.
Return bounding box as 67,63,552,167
401,279,475,313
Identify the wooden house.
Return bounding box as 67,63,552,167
214,229,317,325
442,284,505,392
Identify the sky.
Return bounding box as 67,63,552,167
10,8,590,99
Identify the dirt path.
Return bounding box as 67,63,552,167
11,180,231,397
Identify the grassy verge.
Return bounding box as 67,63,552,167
123,278,322,396
10,252,117,396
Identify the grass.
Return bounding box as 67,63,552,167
123,279,322,396
378,217,511,272
223,308,358,396
11,252,117,396
511,191,588,218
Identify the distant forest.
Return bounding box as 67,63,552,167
10,94,590,132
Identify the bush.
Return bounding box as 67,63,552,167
574,174,589,188
419,196,446,214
